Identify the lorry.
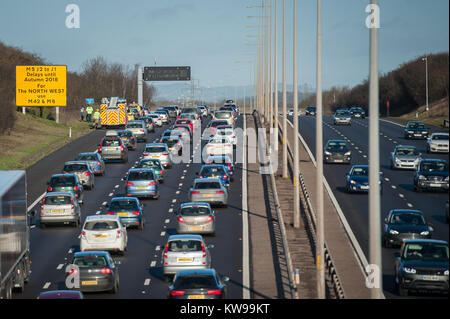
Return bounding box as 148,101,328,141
0,171,34,299
100,97,128,129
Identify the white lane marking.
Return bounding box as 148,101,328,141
155,246,161,251
160,231,166,236
109,193,113,196
115,185,119,188
384,177,390,182
168,208,174,213
181,176,185,179
96,211,101,215
179,183,183,187
68,248,73,254
176,191,180,194
57,264,64,270
407,203,413,208
102,201,107,206
150,261,156,267
165,219,170,223
391,185,397,189
399,193,405,198
144,279,151,286
363,155,367,158
43,282,51,289
172,199,177,203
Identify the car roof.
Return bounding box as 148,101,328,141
419,158,447,163
64,161,89,165
326,139,346,143
396,145,417,149
201,164,226,169
73,251,110,257
128,168,155,173
111,196,139,202
51,173,77,178
403,239,448,245
168,234,204,241
38,290,83,299
389,209,423,215
85,215,120,222
180,202,211,208
145,143,167,147
77,152,98,156
44,192,75,197
195,178,222,183
175,268,217,277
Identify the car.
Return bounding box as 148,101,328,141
47,174,84,204
206,120,230,138
39,192,81,228
116,130,137,151
446,200,449,222
161,129,184,142
206,136,233,158
305,106,316,116
173,125,192,141
162,234,213,277
162,106,178,118
189,178,228,207
220,106,236,118
199,164,230,187
427,132,449,153
138,116,155,133
66,251,120,293
175,202,216,235
161,136,183,156
75,152,106,176
126,120,148,142
288,109,294,116
197,105,208,117
215,126,237,146
324,140,351,164
125,168,160,199
62,161,95,190
105,197,145,230
383,209,433,248
97,135,128,163
149,113,163,127
345,165,383,194
80,215,128,255
206,155,234,180
414,159,449,192
349,107,366,118
404,121,430,140
175,119,194,132
142,143,173,168
394,239,449,296
390,145,422,170
37,290,84,299
136,158,165,183
333,109,352,125
168,268,229,299
212,110,234,127
154,110,170,124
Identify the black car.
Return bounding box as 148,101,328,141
66,251,120,293
349,107,366,118
404,121,430,139
324,140,351,164
414,159,449,192
305,106,317,116
383,209,433,248
168,269,229,299
394,239,449,296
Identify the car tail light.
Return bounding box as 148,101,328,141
116,230,121,238
81,231,86,237
84,171,91,176
207,289,222,295
222,175,227,180
216,191,225,194
178,216,185,223
206,215,213,223
120,144,125,152
97,145,102,153
170,290,185,296
164,244,169,253
148,181,157,186
191,191,200,195
199,175,203,179
47,186,52,192
101,267,113,274
159,170,163,175
162,152,169,156
131,211,141,215
143,153,149,156
74,186,79,191
107,211,115,215
97,161,101,166
126,182,134,186
67,268,78,276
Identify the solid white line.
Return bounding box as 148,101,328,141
150,261,156,267
160,231,166,236
57,264,64,270
43,282,51,289
28,192,47,212
144,279,151,286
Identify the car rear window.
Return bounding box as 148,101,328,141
51,176,76,186
138,160,161,169
214,112,232,119
146,146,166,153
84,221,119,231
109,200,139,211
163,139,180,147
73,256,108,268
76,155,98,161
118,131,132,137
128,171,155,181
201,167,226,175
44,196,72,205
167,240,203,252
127,123,144,129
174,275,217,290
195,182,222,189
63,164,88,172
102,138,121,147
180,206,211,216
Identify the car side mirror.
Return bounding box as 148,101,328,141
384,217,388,223
428,225,434,232
207,244,215,249
222,276,230,282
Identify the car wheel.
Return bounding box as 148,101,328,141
398,285,408,297
110,280,118,294
40,222,46,229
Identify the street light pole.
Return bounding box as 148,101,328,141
293,0,300,229
282,0,288,179
422,56,429,112
273,0,278,152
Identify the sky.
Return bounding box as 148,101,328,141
0,0,448,100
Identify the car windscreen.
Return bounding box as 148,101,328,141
128,171,155,181
431,134,449,141
167,240,203,252
63,164,88,172
145,146,166,153
395,147,418,156
44,195,72,205
390,213,426,225
214,112,232,119
84,221,119,231
326,142,348,151
351,167,368,176
102,138,121,147
73,256,108,268
201,167,226,176
50,176,76,186
76,155,98,161
336,111,350,116
195,182,222,189
180,206,211,216
419,161,448,172
174,275,217,290
403,243,449,262
138,160,161,169
210,138,229,144
163,139,179,147
407,122,426,129
109,200,139,211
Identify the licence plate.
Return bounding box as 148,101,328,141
82,280,98,286
94,234,108,238
360,186,369,190
190,226,203,231
203,194,214,198
178,257,193,262
151,156,159,158
414,134,421,136
117,212,129,216
188,295,205,299
334,160,343,163
422,275,440,281
51,209,64,213
430,183,441,187
136,186,147,189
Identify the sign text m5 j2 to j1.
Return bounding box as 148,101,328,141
16,65,67,107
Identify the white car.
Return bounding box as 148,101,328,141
427,132,449,153
80,215,128,255
214,126,237,146
149,113,163,127
206,136,233,158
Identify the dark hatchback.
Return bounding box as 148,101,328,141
324,140,351,164
349,106,366,118
404,121,430,140
305,106,316,116
47,174,84,204
345,165,383,194
383,209,433,248
66,251,120,293
106,197,145,230
394,239,449,296
38,290,84,299
414,159,449,192
168,269,229,299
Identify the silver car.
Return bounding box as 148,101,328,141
427,132,449,153
333,109,352,125
62,161,95,190
142,143,173,168
149,113,163,127
189,178,228,207
98,135,128,163
75,152,106,176
162,234,213,277
40,192,81,228
391,145,421,170
176,202,216,236
126,120,148,142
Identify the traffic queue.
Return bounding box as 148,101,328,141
38,102,240,299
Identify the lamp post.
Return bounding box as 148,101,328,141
422,56,429,112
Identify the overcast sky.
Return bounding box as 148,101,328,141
1,0,448,97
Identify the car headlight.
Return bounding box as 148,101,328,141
420,231,429,236
344,151,351,156
444,270,449,276
402,267,417,274
389,229,399,235
422,131,428,134
395,158,402,163
418,175,426,180
350,180,356,185
445,176,449,182
408,131,414,134
325,151,331,155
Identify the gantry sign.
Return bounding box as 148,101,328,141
143,66,191,81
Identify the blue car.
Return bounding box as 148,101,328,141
125,168,160,199
198,164,230,187
206,155,234,181
106,197,145,230
345,165,383,194
75,152,106,176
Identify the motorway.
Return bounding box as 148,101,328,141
289,115,449,298
17,115,244,299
